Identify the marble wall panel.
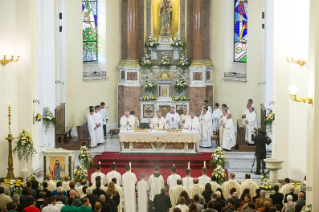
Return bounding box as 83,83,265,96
189,87,206,116
193,72,203,80
127,72,138,80
121,0,128,59
202,0,210,60
206,85,214,108
187,0,193,60
137,0,145,59
118,85,124,126
124,86,141,121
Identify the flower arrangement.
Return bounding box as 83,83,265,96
144,76,156,94
172,95,190,101
35,113,42,122
42,107,57,134
177,53,190,70
145,35,159,51
210,146,226,169
158,53,171,68
171,36,185,49
258,181,273,191
301,205,312,212
5,179,24,195
140,96,158,102
174,76,188,94
212,165,227,184
13,130,37,162
264,110,275,131
140,52,153,70
78,146,94,168
261,170,270,182
74,165,88,182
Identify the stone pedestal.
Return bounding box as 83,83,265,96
264,158,284,183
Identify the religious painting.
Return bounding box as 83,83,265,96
49,157,65,181
234,0,248,63
159,105,171,117
176,104,187,115
143,104,154,119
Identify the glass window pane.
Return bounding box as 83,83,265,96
83,41,98,62
234,0,248,63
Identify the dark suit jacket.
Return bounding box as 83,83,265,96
270,192,284,207
87,194,99,208
93,188,106,197
65,197,81,207
212,200,222,212
153,193,172,212
295,198,306,207
100,202,112,212
284,192,298,203
41,189,52,198
252,135,267,156
203,209,217,212
216,198,225,207
104,199,116,212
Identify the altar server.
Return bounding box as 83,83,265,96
221,113,236,151
91,165,106,186
167,166,181,189
106,163,122,186
100,102,108,139
221,173,241,199
169,179,187,211
93,105,104,144
182,169,193,191
179,109,190,129
136,173,150,212
88,109,97,148
219,109,228,146
243,107,257,144
130,111,140,129
122,164,137,212
184,112,200,131
120,111,135,131
212,103,222,134
166,107,180,129
201,100,213,116
198,167,211,188
150,111,167,130
148,166,164,201
199,107,213,148
222,104,231,113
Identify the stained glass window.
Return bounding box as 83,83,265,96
82,0,98,62
234,0,248,63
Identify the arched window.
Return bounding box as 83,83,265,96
82,0,98,62
234,0,248,63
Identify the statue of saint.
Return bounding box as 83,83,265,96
159,0,173,35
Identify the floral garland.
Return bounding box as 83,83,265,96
144,76,156,94
258,181,273,191
177,53,190,70
210,146,226,169
5,179,24,195
172,95,190,101
78,146,94,168
301,205,312,212
171,36,185,49
145,35,159,51
13,130,37,162
158,53,171,68
174,76,188,94
74,165,88,182
140,52,153,70
38,107,57,134
35,113,42,122
212,165,227,184
264,110,275,131
140,96,158,102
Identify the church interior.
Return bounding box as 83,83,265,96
0,0,319,211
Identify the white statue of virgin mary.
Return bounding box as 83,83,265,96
159,0,173,35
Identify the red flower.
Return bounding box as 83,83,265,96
87,33,89,35
83,36,85,39
86,42,88,45
90,44,92,46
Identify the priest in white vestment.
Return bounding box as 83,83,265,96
167,166,181,189
136,173,150,212
166,107,181,129
130,111,140,129
198,167,211,188
150,111,167,130
169,179,187,211
199,107,213,147
148,166,165,201
248,99,258,127
243,107,257,144
212,103,222,134
45,174,57,192
279,178,292,197
188,178,204,200
120,111,135,131
240,173,258,197
179,109,190,129
182,169,193,191
105,163,122,186
184,112,200,131
88,109,97,148
93,106,104,144
100,102,108,139
200,100,213,116
91,165,106,186
221,113,236,151
219,109,228,146
122,165,137,212
221,173,241,199
222,104,231,113
210,175,221,192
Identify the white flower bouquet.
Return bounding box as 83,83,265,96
140,52,153,69
302,205,312,212
145,35,159,51
177,53,190,70
264,109,275,131
144,76,156,94
13,129,37,162
140,96,158,102
74,165,88,182
171,36,185,49
258,181,273,191
210,146,226,169
172,95,190,101
42,107,57,134
212,165,227,184
174,76,188,94
5,179,24,195
158,53,171,68
78,146,94,168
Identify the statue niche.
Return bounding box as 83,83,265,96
159,0,173,35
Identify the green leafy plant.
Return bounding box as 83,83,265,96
13,130,37,162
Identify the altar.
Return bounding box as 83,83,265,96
119,130,199,154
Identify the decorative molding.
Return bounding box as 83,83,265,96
83,62,107,81
224,72,247,78
224,63,247,83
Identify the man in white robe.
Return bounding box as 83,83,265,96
200,100,213,116
130,111,140,129
182,169,193,191
120,111,135,131
166,107,180,129
221,113,236,151
219,109,228,146
212,103,222,134
88,109,97,148
248,99,258,127
198,167,211,188
148,166,164,201
199,107,213,147
122,164,137,212
243,107,257,144
91,165,106,186
210,175,221,192
221,173,241,199
169,179,187,211
167,166,181,189
188,178,204,200
240,173,258,197
93,105,104,144
100,102,108,139
222,104,231,113
184,112,200,131
279,178,292,197
105,163,122,186
136,173,149,212
44,174,57,192
179,109,190,129
150,111,167,130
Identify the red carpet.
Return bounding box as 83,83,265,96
90,152,228,182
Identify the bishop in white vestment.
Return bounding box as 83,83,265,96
212,103,222,133
148,166,165,201
136,173,150,212
182,169,193,191
198,167,211,188
199,107,213,147
105,163,122,186
122,165,137,212
150,111,167,130
120,111,135,131
221,173,241,199
243,107,257,144
180,109,190,129
93,106,104,144
88,109,97,148
221,113,236,151
166,107,181,129
167,166,181,189
184,112,200,131
169,180,187,211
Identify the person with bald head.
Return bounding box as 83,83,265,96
179,109,190,129
188,178,204,200
221,173,241,199
150,111,167,130
65,190,81,207
166,107,181,129
295,192,305,207
44,174,57,192
221,113,236,151
120,111,135,131
169,179,187,211
184,112,200,131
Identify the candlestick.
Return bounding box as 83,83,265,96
99,161,101,165
6,133,15,179
129,162,131,168
204,161,206,168
8,102,11,134
188,162,190,169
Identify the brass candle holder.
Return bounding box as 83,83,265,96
6,134,15,179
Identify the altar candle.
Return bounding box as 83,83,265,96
8,102,11,134
188,162,190,169
99,161,101,165
129,162,131,168
204,161,206,168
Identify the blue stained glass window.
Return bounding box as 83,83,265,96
234,0,248,63
82,0,98,62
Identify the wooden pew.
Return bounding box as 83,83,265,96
55,103,73,145
76,119,90,146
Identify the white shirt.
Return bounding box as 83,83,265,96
106,170,122,186
165,112,181,129
91,171,106,186
42,204,60,212
100,107,108,124
198,175,211,188
182,176,194,191
167,173,182,188
136,179,150,212
201,105,213,116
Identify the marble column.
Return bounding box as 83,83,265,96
191,0,205,67
126,0,138,66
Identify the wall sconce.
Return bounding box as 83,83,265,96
288,85,313,105
0,54,20,66
286,57,306,67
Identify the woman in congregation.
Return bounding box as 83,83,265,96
35,192,45,209
105,182,120,208
175,197,189,212
201,183,213,207
188,203,197,212
179,191,191,206
281,195,296,212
